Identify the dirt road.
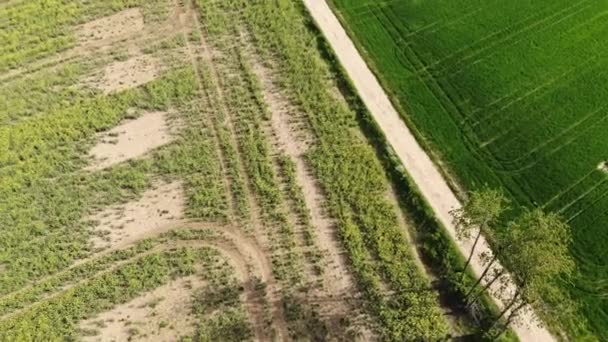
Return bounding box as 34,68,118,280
301,0,555,340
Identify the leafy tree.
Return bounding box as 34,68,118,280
451,187,509,281
490,208,575,337
452,191,576,339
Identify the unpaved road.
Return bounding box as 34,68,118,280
302,1,554,341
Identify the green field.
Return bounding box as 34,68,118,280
330,0,608,339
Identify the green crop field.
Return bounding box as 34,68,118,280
330,0,608,339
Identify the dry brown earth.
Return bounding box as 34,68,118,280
95,55,163,94
80,276,203,341
77,8,145,44
89,181,184,250
86,111,175,171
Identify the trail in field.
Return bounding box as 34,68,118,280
302,1,555,341
176,1,289,339
86,111,176,171
0,223,269,341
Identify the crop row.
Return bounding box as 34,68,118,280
195,61,250,221
193,3,307,286
277,154,324,274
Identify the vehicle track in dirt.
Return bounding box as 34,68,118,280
0,221,269,341
176,1,290,339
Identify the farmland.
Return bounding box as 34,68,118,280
0,0,513,340
330,0,608,339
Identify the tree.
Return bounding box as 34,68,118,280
463,249,507,306
451,187,510,282
489,208,575,338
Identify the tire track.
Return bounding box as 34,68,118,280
415,0,591,77
181,1,291,339
0,222,271,341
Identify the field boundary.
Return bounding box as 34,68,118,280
301,1,554,340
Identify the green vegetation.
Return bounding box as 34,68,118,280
451,189,575,339
190,282,253,342
0,246,232,340
495,209,576,337
330,0,608,338
0,237,158,317
154,99,230,222
0,0,168,72
0,228,249,340
0,62,88,124
452,188,510,282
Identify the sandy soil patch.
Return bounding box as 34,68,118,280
80,276,203,341
95,54,163,94
89,181,184,250
86,110,175,170
77,8,145,45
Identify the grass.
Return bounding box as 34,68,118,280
329,0,608,339
0,62,88,124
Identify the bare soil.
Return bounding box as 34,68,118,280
86,110,175,171
77,8,145,45
89,181,185,250
95,54,163,94
80,276,203,342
